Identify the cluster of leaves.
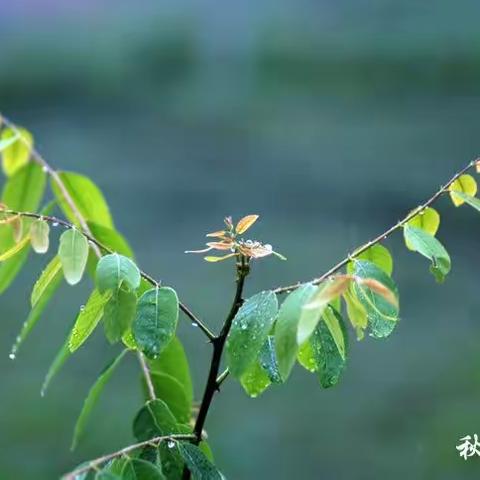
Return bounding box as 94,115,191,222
2,121,480,479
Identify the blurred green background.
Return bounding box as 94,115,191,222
1,1,480,478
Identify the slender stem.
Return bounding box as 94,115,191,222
3,208,215,341
138,351,156,400
182,257,249,480
62,433,195,479
274,159,477,294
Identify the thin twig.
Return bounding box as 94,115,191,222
2,208,216,341
273,159,477,294
62,433,195,479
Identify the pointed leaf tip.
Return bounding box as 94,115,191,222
235,214,259,234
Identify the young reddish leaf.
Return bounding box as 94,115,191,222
205,230,226,238
355,277,399,309
235,214,259,235
304,276,352,310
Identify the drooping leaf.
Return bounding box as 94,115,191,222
177,442,223,480
240,360,271,398
10,257,63,357
403,225,451,283
29,219,50,254
449,174,477,207
103,287,137,343
159,442,185,480
69,289,112,352
343,288,368,340
0,162,46,292
133,287,179,359
351,260,399,338
226,290,278,378
258,336,282,384
348,244,393,275
51,171,114,228
322,306,347,360
71,350,127,450
31,256,62,306
148,337,193,406
87,221,134,258
404,207,440,251
95,253,141,293
0,127,33,177
58,228,89,285
0,235,30,261
448,191,480,213
274,284,316,381
133,399,179,441
41,334,72,397
297,341,316,372
144,372,191,424
297,276,352,345
310,309,348,388
122,458,165,480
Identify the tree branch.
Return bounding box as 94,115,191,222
273,159,478,295
182,256,249,479
62,433,195,479
2,208,216,341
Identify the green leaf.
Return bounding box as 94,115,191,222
103,287,137,343
0,162,46,293
10,257,63,358
0,127,33,177
31,256,62,306
226,291,278,378
95,253,141,293
29,219,50,254
133,287,179,359
297,276,351,345
123,459,165,480
274,284,316,381
322,306,347,361
51,171,114,228
351,260,399,338
343,288,368,340
310,309,348,388
144,372,191,424
71,350,127,450
148,337,193,406
133,399,179,441
297,341,316,372
449,174,477,206
58,228,89,285
2,161,46,212
403,225,451,283
404,207,440,251
95,471,122,480
177,442,223,480
87,221,134,258
448,191,480,213
240,360,271,398
348,244,393,275
259,336,282,384
41,334,72,397
69,289,112,352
